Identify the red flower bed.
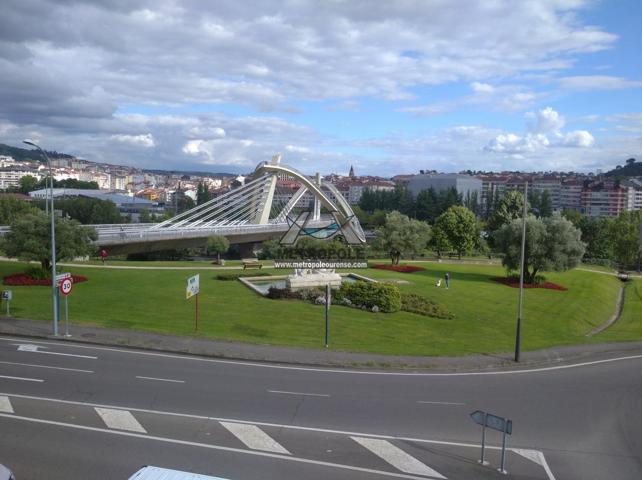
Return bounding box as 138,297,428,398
3,273,89,286
492,277,567,291
372,264,426,273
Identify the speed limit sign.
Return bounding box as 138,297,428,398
60,278,73,296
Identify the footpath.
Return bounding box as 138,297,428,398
1,316,641,372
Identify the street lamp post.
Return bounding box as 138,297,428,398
23,140,58,336
514,181,528,362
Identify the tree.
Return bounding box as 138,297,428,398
578,216,613,260
196,182,212,205
18,175,40,194
0,196,38,224
53,197,123,224
1,212,98,272
415,187,440,223
375,211,430,264
494,215,585,283
139,208,152,223
432,206,479,259
488,190,526,233
207,235,230,263
610,211,641,270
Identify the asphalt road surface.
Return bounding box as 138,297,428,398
0,336,641,480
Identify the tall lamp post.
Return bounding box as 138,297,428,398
514,181,528,362
23,140,58,336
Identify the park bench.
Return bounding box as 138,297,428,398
242,258,263,270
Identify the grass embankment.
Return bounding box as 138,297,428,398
0,261,635,356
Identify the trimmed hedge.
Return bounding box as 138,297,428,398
337,281,401,313
216,271,272,281
400,293,455,319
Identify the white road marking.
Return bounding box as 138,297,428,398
513,449,557,480
267,390,329,397
136,376,185,383
352,436,447,478
417,401,465,406
0,413,431,480
0,375,43,382
0,392,556,479
0,361,93,373
14,343,97,359
95,407,147,433
2,336,641,377
0,396,13,413
221,421,290,454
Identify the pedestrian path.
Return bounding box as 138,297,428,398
0,392,554,480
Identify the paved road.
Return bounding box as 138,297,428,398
0,336,641,480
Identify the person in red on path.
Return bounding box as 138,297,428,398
99,249,108,265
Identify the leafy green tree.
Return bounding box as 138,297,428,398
53,197,123,224
177,196,195,213
18,175,40,194
488,190,527,233
429,226,451,258
196,182,212,205
0,196,38,223
258,239,282,259
494,215,585,283
432,206,479,259
207,235,230,263
415,187,440,223
139,208,152,223
610,211,641,270
375,211,431,264
578,216,613,260
1,212,98,271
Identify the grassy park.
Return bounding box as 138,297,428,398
0,259,638,356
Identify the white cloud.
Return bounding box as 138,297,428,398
559,75,642,90
526,106,566,134
561,130,595,148
470,82,494,94
110,133,155,148
485,133,550,154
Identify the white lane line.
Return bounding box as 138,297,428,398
220,421,290,455
13,343,97,359
0,375,44,382
267,390,329,397
0,396,13,413
95,407,147,433
417,401,465,406
136,376,185,383
352,436,446,479
2,336,641,376
0,361,93,373
0,413,430,480
513,449,557,480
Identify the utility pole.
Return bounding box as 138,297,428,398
514,181,528,362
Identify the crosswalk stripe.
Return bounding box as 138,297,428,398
352,436,446,479
0,396,14,414
220,422,290,455
94,407,147,433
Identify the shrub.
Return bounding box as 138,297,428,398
372,264,426,273
216,271,272,281
266,287,302,299
337,281,401,313
26,266,51,280
400,293,455,319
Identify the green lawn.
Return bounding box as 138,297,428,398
1,260,637,356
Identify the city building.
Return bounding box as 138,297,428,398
560,180,584,212
0,168,42,189
407,173,482,200
581,181,628,218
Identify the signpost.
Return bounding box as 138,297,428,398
470,410,512,474
186,274,200,333
324,284,331,347
57,274,73,337
2,290,12,316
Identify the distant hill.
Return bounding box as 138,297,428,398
0,143,73,163
605,158,641,178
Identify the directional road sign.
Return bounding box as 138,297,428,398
470,410,512,434
55,272,72,284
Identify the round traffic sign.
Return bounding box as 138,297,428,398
60,278,73,296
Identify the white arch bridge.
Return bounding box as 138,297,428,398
84,156,365,255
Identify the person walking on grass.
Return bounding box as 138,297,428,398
445,272,450,289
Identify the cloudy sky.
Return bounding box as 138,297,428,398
1,0,641,176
